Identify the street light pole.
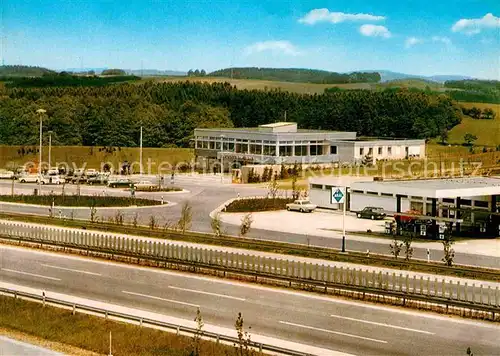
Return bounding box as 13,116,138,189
220,135,225,183
48,131,52,169
139,126,143,176
36,109,46,193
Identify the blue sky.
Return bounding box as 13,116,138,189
1,0,499,78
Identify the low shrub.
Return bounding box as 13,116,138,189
225,197,293,213
0,195,159,207
134,186,183,192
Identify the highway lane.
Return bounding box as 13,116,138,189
0,336,63,356
3,219,499,301
0,180,498,269
1,246,499,356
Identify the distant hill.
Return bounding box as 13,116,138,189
0,65,56,77
360,70,473,83
62,68,186,76
209,67,381,84
127,69,186,76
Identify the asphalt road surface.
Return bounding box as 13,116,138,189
0,180,498,269
0,246,499,356
0,336,62,356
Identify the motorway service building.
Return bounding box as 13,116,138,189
309,176,500,238
194,122,425,170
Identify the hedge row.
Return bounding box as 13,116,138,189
0,195,159,207
225,198,294,213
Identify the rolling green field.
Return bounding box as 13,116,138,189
143,76,372,94
0,146,193,173
448,102,500,146
143,76,449,94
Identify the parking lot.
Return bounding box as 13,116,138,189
220,209,387,236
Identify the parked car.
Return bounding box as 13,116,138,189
134,180,156,190
107,178,132,188
286,199,317,213
85,169,99,177
356,207,386,220
0,170,14,179
70,175,87,184
87,173,109,185
18,174,41,183
42,175,65,185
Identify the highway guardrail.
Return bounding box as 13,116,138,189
0,220,499,321
0,211,498,282
0,287,311,356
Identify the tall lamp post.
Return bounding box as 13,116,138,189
48,131,53,169
36,109,46,193
139,126,143,176
220,135,225,182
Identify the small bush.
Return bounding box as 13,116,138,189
225,198,293,213
134,186,182,192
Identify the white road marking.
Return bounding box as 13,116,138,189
168,286,246,301
40,264,102,276
1,268,61,281
3,245,498,330
330,314,434,335
122,290,200,308
279,321,387,344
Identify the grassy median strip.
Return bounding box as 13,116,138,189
0,195,159,207
0,212,498,282
0,296,237,356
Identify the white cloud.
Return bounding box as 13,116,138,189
244,41,301,56
432,36,452,45
359,24,391,38
405,37,424,48
299,8,385,25
451,13,500,35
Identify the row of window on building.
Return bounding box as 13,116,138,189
196,137,332,157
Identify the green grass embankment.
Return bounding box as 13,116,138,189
0,296,237,356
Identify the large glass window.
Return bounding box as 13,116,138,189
310,145,323,155
263,145,276,156
279,145,293,156
330,146,337,154
250,144,262,154
223,142,234,151
295,145,307,156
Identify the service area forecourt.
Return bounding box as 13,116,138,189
331,186,347,252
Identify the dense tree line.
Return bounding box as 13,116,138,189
0,81,461,147
461,106,496,120
1,73,140,88
0,65,56,77
444,79,500,104
209,67,381,84
101,69,127,76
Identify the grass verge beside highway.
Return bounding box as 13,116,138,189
0,296,237,356
0,212,498,282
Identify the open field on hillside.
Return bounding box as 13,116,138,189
144,76,452,94
143,76,372,94
449,102,500,147
0,146,193,173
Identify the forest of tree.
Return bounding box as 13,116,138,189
0,65,57,77
0,81,461,147
209,67,381,84
101,69,127,76
1,73,140,88
444,79,500,104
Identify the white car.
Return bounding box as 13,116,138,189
134,180,156,190
18,174,41,183
0,170,14,179
85,169,99,177
286,200,317,213
42,175,65,185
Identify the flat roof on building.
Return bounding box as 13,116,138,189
351,176,500,198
